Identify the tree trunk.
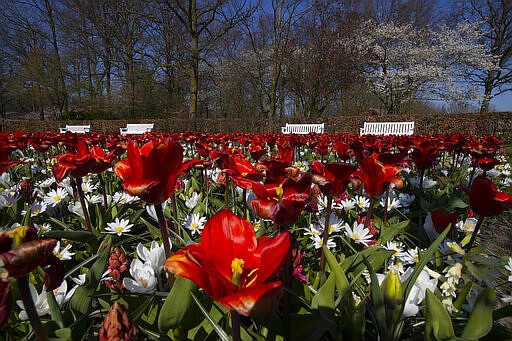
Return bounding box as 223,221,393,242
44,0,68,114
480,71,495,113
189,0,199,119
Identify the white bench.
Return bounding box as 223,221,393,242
59,125,91,134
120,123,154,135
360,121,414,135
281,123,325,134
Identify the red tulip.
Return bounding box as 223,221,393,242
52,138,94,182
0,281,12,328
114,138,200,205
477,157,500,172
310,161,357,196
467,175,512,217
410,140,439,171
0,140,19,175
353,153,403,197
431,210,458,233
165,209,290,316
245,173,312,225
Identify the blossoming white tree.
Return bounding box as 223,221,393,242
356,20,496,114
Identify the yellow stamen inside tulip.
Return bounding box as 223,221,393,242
231,258,245,288
275,185,283,201
9,226,29,246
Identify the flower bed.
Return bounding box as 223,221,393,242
0,130,511,340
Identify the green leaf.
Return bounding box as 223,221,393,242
50,328,72,341
424,289,455,341
445,196,468,210
47,290,63,324
400,226,450,318
461,287,497,340
453,281,472,312
158,276,196,333
311,272,336,320
69,236,111,315
289,313,337,341
322,246,350,297
49,217,73,230
379,219,410,244
44,230,97,243
21,209,31,226
363,256,387,339
341,246,394,280
190,291,230,341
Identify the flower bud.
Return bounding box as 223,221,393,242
98,302,137,341
381,269,403,309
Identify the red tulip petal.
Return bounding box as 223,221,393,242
201,210,257,279
218,282,283,316
255,232,290,283
165,244,213,294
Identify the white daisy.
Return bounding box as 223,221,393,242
184,213,207,235
354,195,370,211
43,187,68,207
112,192,138,205
0,191,21,208
105,218,133,236
21,201,47,217
33,223,52,234
80,181,96,194
318,213,346,234
53,241,75,260
310,234,336,249
380,197,402,211
340,198,356,210
305,223,323,238
344,222,374,246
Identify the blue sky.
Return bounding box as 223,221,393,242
491,92,512,111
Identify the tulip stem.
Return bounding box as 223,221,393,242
155,203,174,288
383,187,390,225
155,203,172,259
18,276,46,341
319,196,333,272
73,177,92,232
224,174,230,209
231,310,241,341
364,197,376,230
171,192,180,237
98,173,109,209
466,215,485,252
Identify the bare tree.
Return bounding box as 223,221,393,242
456,0,512,113
162,0,257,119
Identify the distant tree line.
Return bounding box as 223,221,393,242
0,0,510,121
